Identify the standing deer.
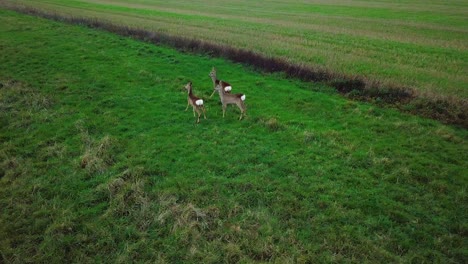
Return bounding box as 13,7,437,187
214,81,246,120
209,67,232,97
185,82,206,123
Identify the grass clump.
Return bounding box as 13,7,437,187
78,127,115,175
256,116,285,132
104,167,153,231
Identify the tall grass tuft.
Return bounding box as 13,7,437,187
104,167,155,231
76,121,115,175
0,79,50,180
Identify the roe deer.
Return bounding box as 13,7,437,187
185,82,206,123
214,81,246,120
209,67,232,97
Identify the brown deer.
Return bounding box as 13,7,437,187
214,81,246,120
209,67,232,97
185,82,206,123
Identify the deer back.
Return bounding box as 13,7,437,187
221,92,244,104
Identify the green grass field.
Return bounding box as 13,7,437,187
1,10,467,263
3,0,468,99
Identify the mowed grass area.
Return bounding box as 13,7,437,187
4,0,468,99
1,10,467,263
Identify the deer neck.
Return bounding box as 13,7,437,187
211,75,218,88
188,86,194,98
218,88,226,100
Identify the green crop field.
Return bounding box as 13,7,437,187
1,9,467,263
3,0,468,100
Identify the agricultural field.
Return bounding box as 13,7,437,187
1,9,467,263
3,0,468,100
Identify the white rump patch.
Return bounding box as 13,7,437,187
195,99,203,106
224,86,232,92
241,94,246,101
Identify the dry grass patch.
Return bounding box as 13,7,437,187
0,79,49,181
256,116,285,132
76,121,115,175
0,79,53,117
0,154,29,181
100,167,156,232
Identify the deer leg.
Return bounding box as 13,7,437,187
185,100,190,111
202,106,207,119
210,90,216,98
222,104,227,118
236,102,244,120
192,107,200,123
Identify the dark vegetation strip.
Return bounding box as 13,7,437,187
3,4,467,128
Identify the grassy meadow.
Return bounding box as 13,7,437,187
3,0,468,99
1,9,467,263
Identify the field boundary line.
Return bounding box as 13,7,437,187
1,3,466,128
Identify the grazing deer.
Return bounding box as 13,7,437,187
209,67,232,97
214,81,246,120
185,82,206,123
